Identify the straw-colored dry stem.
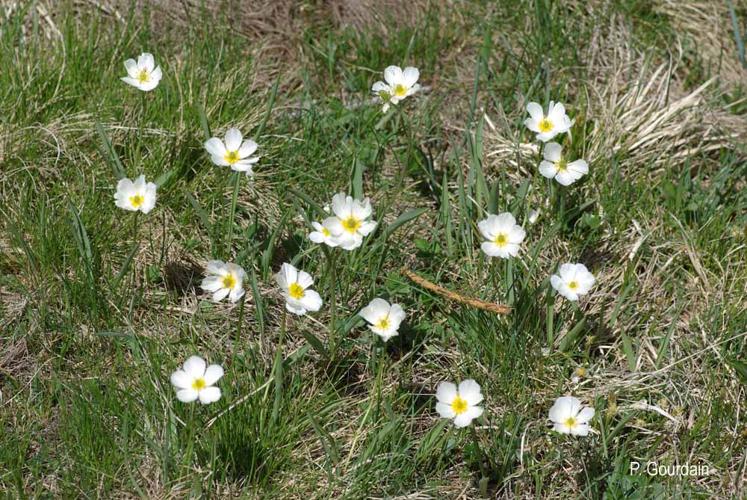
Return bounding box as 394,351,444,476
402,269,511,315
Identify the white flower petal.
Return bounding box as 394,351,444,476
224,128,243,151
384,65,404,86
176,388,199,402
435,381,457,403
453,406,483,427
458,379,483,406
183,356,207,378
198,386,221,404
203,364,224,385
435,401,455,418
543,142,562,162
170,370,192,389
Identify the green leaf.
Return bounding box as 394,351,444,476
383,207,428,240
96,122,126,179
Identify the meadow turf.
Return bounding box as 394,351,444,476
1,0,746,497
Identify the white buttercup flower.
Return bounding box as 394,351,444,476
114,175,157,214
539,143,588,186
121,52,162,91
549,396,595,436
435,379,484,428
359,298,406,342
204,128,259,176
308,218,344,247
372,65,420,112
550,263,596,301
478,213,526,258
326,193,377,250
201,261,246,303
275,263,323,316
525,101,573,142
170,355,223,404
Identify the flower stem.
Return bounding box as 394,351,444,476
546,288,555,349
271,307,287,425
236,297,246,340
505,258,514,306
323,246,339,357
469,425,489,495
226,171,241,259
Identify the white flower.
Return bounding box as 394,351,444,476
201,261,246,303
204,128,259,176
326,193,377,250
478,213,526,258
539,143,588,186
524,101,573,142
114,175,157,214
528,209,540,224
372,66,420,112
275,263,323,316
435,379,484,428
549,396,595,436
550,263,596,301
170,355,223,404
308,218,343,247
359,298,406,342
121,52,162,91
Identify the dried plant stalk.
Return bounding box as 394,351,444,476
402,269,511,315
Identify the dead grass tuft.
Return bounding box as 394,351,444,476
653,0,747,88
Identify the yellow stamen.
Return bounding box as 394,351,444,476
376,317,390,331
564,416,577,429
137,69,150,83
129,194,144,208
393,84,407,97
222,274,236,289
224,150,240,165
192,378,206,390
568,281,579,290
538,118,553,133
451,395,468,415
322,227,331,237
557,158,568,172
289,282,305,300
341,216,362,234
493,233,508,247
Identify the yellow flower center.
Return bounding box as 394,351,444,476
129,194,144,208
393,84,407,97
222,274,236,289
557,158,568,172
376,317,390,330
538,118,554,133
192,378,206,390
341,216,362,234
288,282,305,300
575,367,587,378
564,416,577,429
224,150,240,165
493,233,508,247
137,69,150,83
322,227,331,237
568,281,579,290
451,395,468,415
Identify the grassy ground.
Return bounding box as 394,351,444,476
1,0,746,497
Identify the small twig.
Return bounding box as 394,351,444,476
402,269,511,315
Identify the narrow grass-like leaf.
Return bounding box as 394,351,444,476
96,122,126,179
